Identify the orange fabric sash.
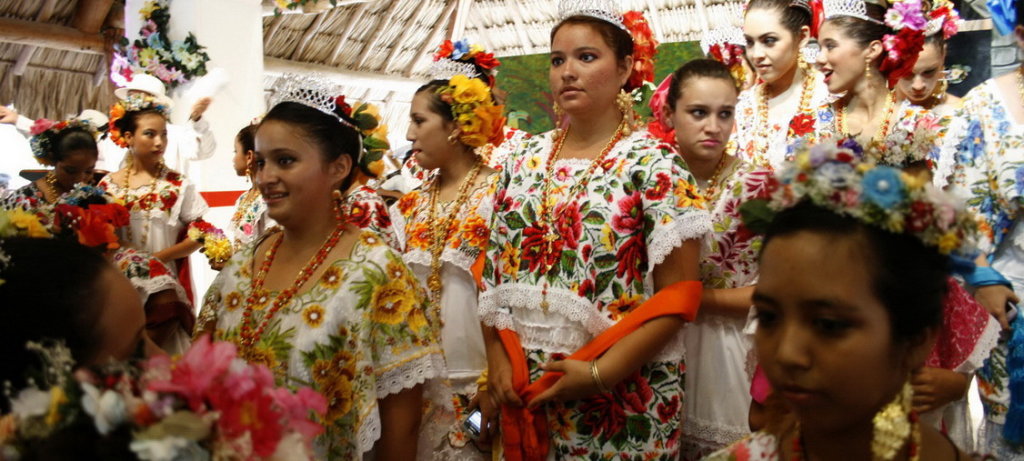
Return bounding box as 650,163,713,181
498,280,703,460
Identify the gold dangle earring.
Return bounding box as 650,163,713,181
552,101,565,135
871,380,914,461
331,189,345,223
931,78,949,103
616,89,637,136
864,60,874,81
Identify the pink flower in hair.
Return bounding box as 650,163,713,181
29,119,55,136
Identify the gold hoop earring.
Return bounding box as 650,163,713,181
871,380,914,461
616,89,637,136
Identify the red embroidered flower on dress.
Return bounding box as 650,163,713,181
788,113,816,138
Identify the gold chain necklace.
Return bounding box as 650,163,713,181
751,69,815,167
837,91,896,149
700,154,731,204
425,161,484,317
535,121,626,311
42,171,62,204
122,162,165,250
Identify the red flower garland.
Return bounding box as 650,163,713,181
879,29,925,87
622,11,659,91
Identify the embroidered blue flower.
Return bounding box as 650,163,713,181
451,39,471,60
861,167,905,209
1015,165,1024,197
818,109,834,124
958,120,985,164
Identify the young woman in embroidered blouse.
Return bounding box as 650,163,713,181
658,59,773,459
393,70,502,458
480,10,710,459
99,96,207,269
228,123,273,250
737,0,830,171
197,100,445,460
4,120,100,219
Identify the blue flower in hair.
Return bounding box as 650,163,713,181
861,167,905,209
451,39,471,60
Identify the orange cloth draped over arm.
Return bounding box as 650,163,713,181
497,280,703,461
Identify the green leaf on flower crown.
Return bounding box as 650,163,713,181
353,112,379,131
363,137,388,151
739,199,775,235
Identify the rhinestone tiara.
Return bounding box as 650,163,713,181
823,0,885,24
700,26,744,55
268,73,342,118
558,0,626,30
427,59,481,81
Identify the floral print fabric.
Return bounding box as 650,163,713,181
200,231,446,459
810,100,948,168
99,170,208,258
733,75,831,171
683,159,771,459
229,187,274,249
342,185,399,250
703,431,781,461
480,129,711,457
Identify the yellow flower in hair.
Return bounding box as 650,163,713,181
7,209,50,238
357,102,380,120
450,75,489,104
938,232,959,254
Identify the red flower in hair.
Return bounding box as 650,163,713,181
434,40,454,61
879,29,924,87
30,118,56,136
473,52,501,71
334,95,353,117
622,11,659,91
647,119,675,145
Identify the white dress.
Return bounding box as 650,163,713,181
99,169,209,271
682,159,772,459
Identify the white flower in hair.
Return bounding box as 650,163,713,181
558,0,626,30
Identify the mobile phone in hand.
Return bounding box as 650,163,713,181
463,409,483,440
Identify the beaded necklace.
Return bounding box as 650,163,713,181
535,120,627,311
836,91,896,152
698,154,731,205
750,69,815,168
239,224,345,356
42,172,62,204
425,161,484,315
1015,66,1024,105
121,162,165,250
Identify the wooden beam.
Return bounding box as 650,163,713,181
511,1,536,55
13,0,65,76
0,59,101,76
290,9,331,60
93,59,108,86
72,0,115,33
381,0,432,73
449,0,472,40
353,0,404,69
404,0,458,76
643,0,665,43
263,14,286,48
0,18,106,54
329,2,371,65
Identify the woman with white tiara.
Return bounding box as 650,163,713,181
735,0,831,171
479,0,710,459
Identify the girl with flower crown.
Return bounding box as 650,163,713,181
99,94,209,304
391,40,505,460
810,0,954,171
479,3,710,459
705,140,972,461
950,1,1024,456
654,59,774,459
3,113,104,220
196,93,446,459
734,0,832,172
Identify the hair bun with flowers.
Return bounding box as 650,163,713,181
923,0,961,39
28,116,106,166
107,93,172,148
740,137,977,255
428,38,501,86
436,75,507,149
878,0,927,86
333,95,391,181
700,26,748,88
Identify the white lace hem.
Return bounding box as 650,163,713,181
478,283,687,361
647,210,713,269
375,348,448,399
131,275,191,309
683,417,751,447
933,115,966,189
953,315,1002,374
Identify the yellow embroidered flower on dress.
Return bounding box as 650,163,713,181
359,232,381,248
245,345,279,371
674,180,704,209
250,289,271,311
371,279,416,325
499,241,521,275
408,222,432,250
320,266,344,290
397,192,420,217
460,214,490,249
407,308,429,332
605,294,644,321
302,304,325,328
312,351,356,422
600,224,615,251
526,155,543,171
386,261,406,280
225,291,243,311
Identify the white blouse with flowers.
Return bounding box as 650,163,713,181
733,74,832,171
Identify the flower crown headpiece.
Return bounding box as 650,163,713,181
923,0,961,39
436,74,507,149
51,184,129,250
700,26,748,87
28,117,104,166
826,0,927,86
428,39,501,86
108,93,172,148
334,95,391,181
741,137,976,255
